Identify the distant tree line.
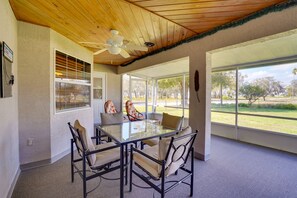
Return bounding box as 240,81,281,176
211,68,297,105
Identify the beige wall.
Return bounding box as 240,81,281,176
18,22,94,165
50,30,93,160
18,22,51,164
94,64,122,111
118,6,297,160
0,0,19,197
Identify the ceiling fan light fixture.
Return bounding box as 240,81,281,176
108,46,121,54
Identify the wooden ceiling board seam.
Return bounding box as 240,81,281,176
130,5,155,53
150,14,163,49
165,10,254,20
110,0,143,57
56,1,105,42
117,1,146,56
173,16,240,23
127,3,150,55
140,0,285,12
159,19,168,47
128,5,151,54
74,0,114,41
10,1,53,26
123,0,197,34
182,20,231,27
173,24,182,44
166,21,175,47
126,0,228,7
11,1,93,42
156,5,274,16
106,0,147,57
140,9,159,52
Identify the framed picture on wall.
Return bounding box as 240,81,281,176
0,42,14,98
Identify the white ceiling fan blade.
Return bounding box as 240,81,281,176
119,49,130,58
94,48,107,55
80,42,107,48
124,43,148,51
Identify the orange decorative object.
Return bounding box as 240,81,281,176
104,100,117,114
125,100,144,121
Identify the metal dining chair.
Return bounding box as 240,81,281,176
68,120,122,198
141,113,184,148
129,126,198,198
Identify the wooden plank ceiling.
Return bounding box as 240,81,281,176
10,0,287,66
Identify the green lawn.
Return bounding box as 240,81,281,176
133,105,189,118
212,105,297,119
129,102,297,136
211,105,297,136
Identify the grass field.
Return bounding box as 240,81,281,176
211,104,297,135
126,98,297,136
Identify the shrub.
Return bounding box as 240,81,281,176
272,103,297,110
238,103,249,107
238,103,297,110
255,103,297,110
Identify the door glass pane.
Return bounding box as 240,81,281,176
93,77,102,99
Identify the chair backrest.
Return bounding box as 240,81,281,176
158,126,197,177
104,100,117,114
100,112,124,125
68,120,96,166
125,100,144,121
161,113,183,130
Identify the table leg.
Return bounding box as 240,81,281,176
95,128,99,145
120,144,124,198
125,144,128,185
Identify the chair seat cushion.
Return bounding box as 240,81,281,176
91,142,120,169
142,138,159,147
134,145,160,179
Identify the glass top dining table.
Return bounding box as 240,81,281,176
96,119,178,198
98,119,177,144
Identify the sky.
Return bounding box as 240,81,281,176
240,62,297,86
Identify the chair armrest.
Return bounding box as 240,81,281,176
132,147,163,165
127,113,140,121
87,143,120,155
136,110,143,116
91,134,108,140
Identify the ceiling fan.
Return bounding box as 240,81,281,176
80,30,148,58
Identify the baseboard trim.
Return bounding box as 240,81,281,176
20,159,51,171
7,167,20,198
51,148,70,163
194,152,210,161
20,149,71,171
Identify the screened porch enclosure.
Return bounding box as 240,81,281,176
122,57,190,119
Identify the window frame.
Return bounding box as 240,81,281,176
122,73,189,118
211,60,297,136
54,49,91,113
